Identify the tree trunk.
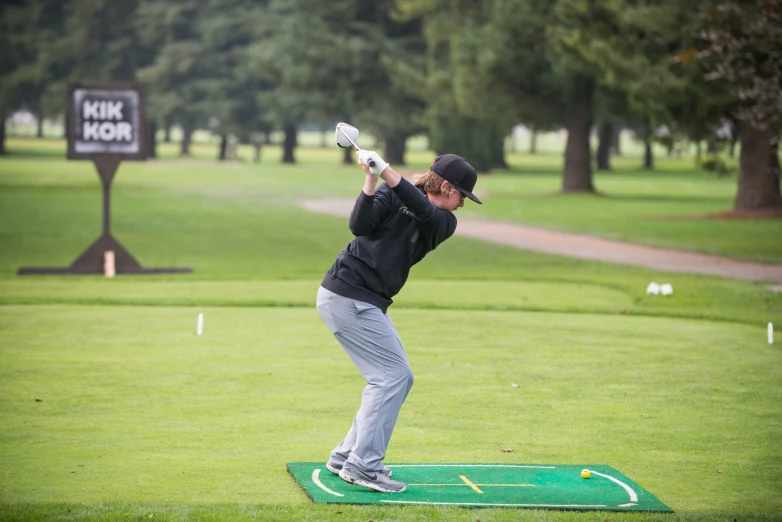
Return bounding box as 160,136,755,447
180,126,193,156
148,121,157,159
491,124,508,169
218,133,228,160
253,143,262,163
611,125,621,155
282,123,296,163
342,146,352,164
596,121,613,170
707,133,717,153
734,122,782,210
384,135,406,166
0,117,6,155
36,115,44,138
644,138,654,169
695,140,702,162
562,76,595,192
164,124,171,143
729,135,737,158
529,126,537,154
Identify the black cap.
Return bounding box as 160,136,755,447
430,154,482,204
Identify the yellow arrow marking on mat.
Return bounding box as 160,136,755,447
459,475,483,493
409,473,536,491
409,483,536,488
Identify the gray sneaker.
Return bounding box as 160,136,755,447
326,455,392,477
339,464,406,493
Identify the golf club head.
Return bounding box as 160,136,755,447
335,123,359,149
335,122,375,168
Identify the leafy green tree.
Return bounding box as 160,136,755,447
396,0,510,172
56,0,146,82
591,0,721,170
198,0,270,160
244,0,424,166
137,0,264,158
479,0,605,188
246,0,347,163
587,0,780,209
135,0,206,156
0,1,27,154
488,29,562,158
694,0,782,210
350,0,427,166
0,0,69,151
44,0,153,151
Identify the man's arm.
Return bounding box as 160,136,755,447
349,166,391,236
358,151,455,241
362,169,381,195
378,165,401,189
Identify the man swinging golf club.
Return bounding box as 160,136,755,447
316,129,482,493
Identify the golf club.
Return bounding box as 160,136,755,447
336,123,375,168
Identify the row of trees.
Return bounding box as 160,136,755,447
1,0,780,210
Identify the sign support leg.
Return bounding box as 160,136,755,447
63,156,143,273
17,81,191,276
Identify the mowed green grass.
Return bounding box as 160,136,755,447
1,305,780,520
3,136,781,263
1,137,781,521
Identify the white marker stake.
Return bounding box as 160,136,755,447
769,322,774,344
197,313,204,336
103,250,115,278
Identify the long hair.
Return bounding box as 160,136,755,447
412,170,458,197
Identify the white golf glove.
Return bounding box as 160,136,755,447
358,150,389,176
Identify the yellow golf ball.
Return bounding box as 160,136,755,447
581,469,591,479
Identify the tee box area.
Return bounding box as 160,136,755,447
287,462,673,512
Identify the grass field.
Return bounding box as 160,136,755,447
1,137,781,521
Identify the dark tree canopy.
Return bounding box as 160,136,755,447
0,0,780,208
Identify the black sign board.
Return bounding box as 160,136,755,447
18,82,190,276
67,82,147,160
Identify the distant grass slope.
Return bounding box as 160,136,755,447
476,155,782,263
1,137,780,327
2,137,780,265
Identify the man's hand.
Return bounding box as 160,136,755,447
358,150,389,177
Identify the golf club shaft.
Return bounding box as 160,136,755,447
338,126,375,168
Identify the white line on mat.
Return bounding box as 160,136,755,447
311,468,343,497
387,464,556,469
380,500,607,508
589,470,638,502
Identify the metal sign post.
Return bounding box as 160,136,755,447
18,82,191,275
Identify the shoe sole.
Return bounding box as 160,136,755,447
338,470,406,493
326,462,392,477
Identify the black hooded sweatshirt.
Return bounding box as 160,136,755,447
320,176,457,313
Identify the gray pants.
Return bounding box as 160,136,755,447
316,286,414,473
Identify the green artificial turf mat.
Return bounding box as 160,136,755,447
287,462,673,512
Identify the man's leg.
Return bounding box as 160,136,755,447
316,287,413,473
330,417,358,461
